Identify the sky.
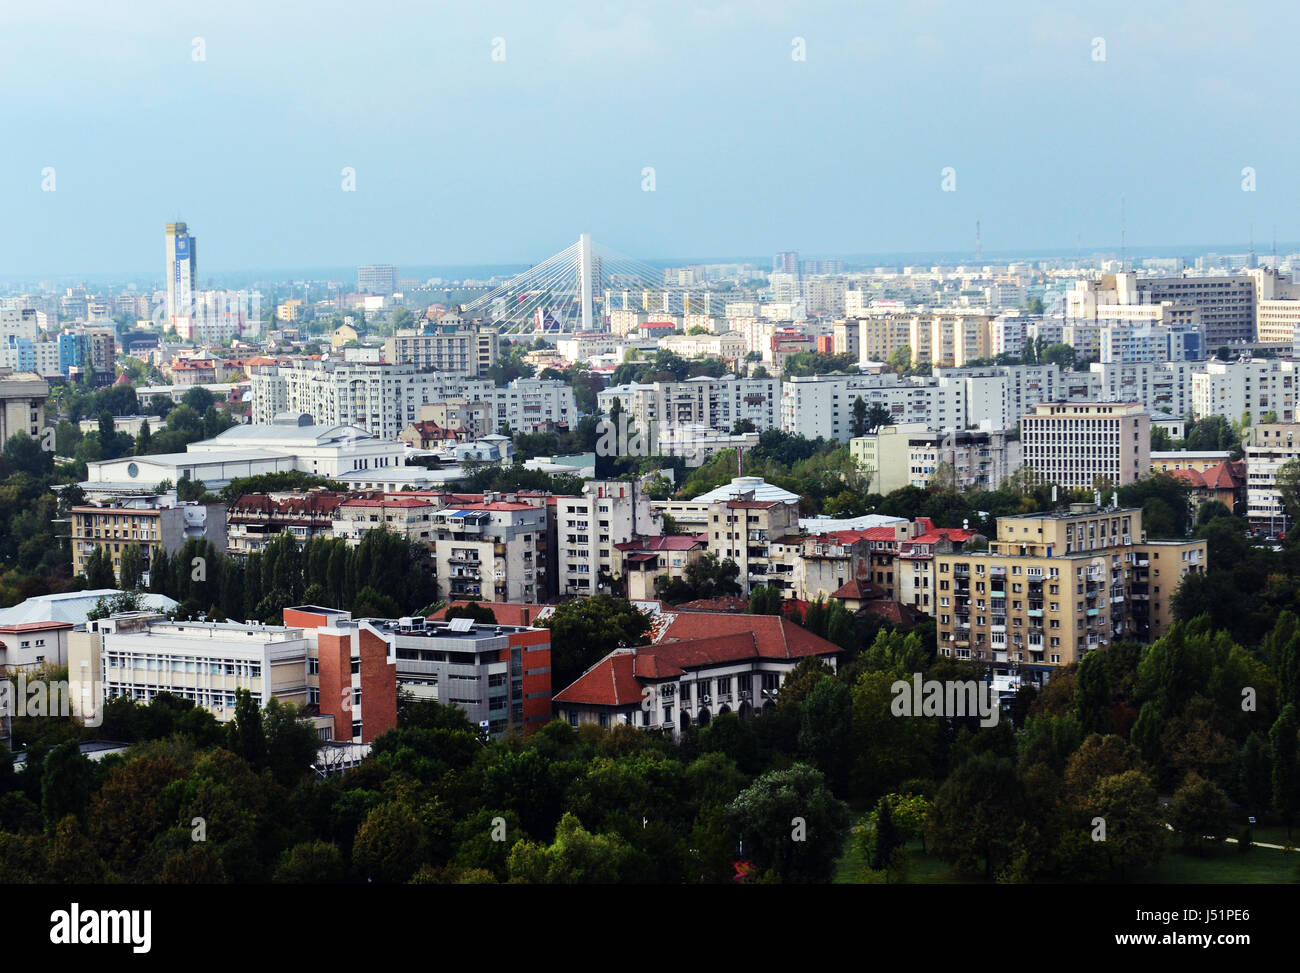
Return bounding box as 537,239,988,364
2,0,1298,277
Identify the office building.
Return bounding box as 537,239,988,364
358,265,398,296
1020,402,1150,488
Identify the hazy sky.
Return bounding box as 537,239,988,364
1,0,1296,276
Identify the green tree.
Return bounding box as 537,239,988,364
352,802,429,883
927,752,1022,878
1168,772,1233,853
868,795,904,871
40,742,95,832
727,763,850,883
226,689,266,769
543,595,652,692
1271,704,1300,837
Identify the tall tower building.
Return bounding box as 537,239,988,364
165,222,197,326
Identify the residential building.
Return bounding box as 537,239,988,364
429,500,548,603
383,327,499,376
226,491,346,555
1244,421,1300,533
1192,357,1296,426
1020,402,1150,488
71,496,227,582
614,534,707,601
933,504,1206,682
555,480,660,598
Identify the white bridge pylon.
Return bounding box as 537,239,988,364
462,234,720,334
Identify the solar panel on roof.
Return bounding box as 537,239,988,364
447,617,475,632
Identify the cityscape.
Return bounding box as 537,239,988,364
0,0,1290,951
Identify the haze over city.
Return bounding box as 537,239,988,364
3,0,1297,275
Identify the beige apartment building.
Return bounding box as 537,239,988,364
852,311,992,367
383,327,499,376
1020,402,1150,489
707,497,800,595
933,505,1206,681
71,497,228,582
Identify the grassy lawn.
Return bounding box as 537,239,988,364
833,834,1300,884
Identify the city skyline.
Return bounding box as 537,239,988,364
2,0,1294,275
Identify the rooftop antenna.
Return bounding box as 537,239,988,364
737,446,744,477
975,219,982,264
1250,223,1257,269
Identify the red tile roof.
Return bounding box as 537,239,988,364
553,622,841,707
554,651,642,706
659,612,840,661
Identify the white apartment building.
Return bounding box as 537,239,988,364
556,480,660,597
483,378,579,434
250,360,575,438
1244,421,1300,532
780,373,963,441
1191,358,1296,426
1020,402,1150,489
598,374,781,434
1089,361,1203,420
0,371,47,441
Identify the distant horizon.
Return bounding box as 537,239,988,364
1,238,1294,291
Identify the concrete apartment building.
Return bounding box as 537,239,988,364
333,495,438,549
1191,357,1296,426
556,480,660,598
383,326,499,376
706,495,801,595
597,375,782,435
252,360,578,438
780,373,965,441
1089,361,1204,420
1244,421,1300,533
71,496,228,583
429,500,547,603
614,534,707,600
845,310,993,367
933,504,1206,683
852,424,1022,492
416,400,493,439
0,371,48,442
1020,402,1150,489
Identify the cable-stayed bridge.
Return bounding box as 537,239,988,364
463,233,725,334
